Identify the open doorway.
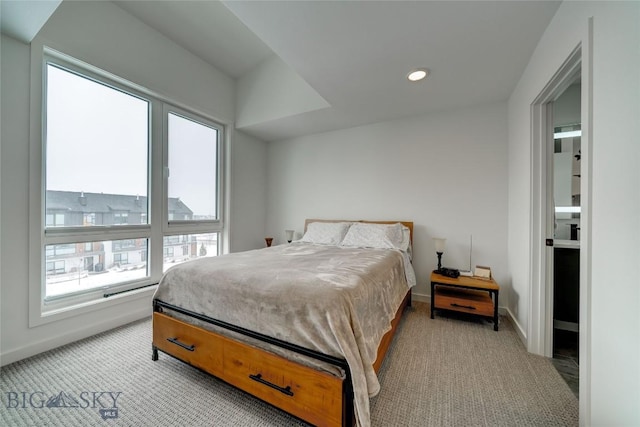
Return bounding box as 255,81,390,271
550,79,581,397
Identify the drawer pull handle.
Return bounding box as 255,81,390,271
167,337,195,351
451,303,476,310
249,373,294,396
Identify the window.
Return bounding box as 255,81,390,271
46,261,65,275
46,213,65,227
165,235,180,245
45,244,76,257
113,240,136,251
113,212,129,225
32,49,226,320
162,232,218,272
167,112,219,222
114,252,129,265
44,239,148,299
83,213,96,226
45,65,149,228
42,60,150,304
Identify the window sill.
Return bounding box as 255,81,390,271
29,284,156,328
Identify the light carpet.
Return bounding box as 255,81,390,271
0,302,578,426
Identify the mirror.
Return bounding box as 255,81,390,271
553,82,581,241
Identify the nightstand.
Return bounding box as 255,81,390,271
430,272,500,331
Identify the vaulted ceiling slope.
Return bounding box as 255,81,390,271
0,0,62,43
223,0,561,141
1,1,561,142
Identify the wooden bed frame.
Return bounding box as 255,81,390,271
152,220,413,427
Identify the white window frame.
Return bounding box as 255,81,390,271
28,46,228,327
163,105,224,236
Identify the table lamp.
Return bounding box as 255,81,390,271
285,229,294,243
433,237,446,272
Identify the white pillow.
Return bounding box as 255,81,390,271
299,222,352,245
340,222,410,251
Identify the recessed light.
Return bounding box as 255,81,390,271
407,68,429,82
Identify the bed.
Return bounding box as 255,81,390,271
151,219,416,427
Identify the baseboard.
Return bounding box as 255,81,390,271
412,291,429,304
0,307,150,367
505,307,527,346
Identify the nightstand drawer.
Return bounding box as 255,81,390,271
434,286,494,317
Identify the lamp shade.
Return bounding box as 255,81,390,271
285,229,295,242
433,237,446,253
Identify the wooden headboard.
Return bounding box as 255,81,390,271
304,219,414,243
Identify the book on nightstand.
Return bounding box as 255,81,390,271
459,270,473,277
474,265,492,279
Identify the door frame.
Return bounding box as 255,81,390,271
529,21,594,423
529,19,595,426
529,45,582,357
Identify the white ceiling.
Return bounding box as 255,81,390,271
0,0,62,43
1,0,561,142
113,0,274,78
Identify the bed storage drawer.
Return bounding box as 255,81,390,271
153,312,345,427
153,313,224,377
222,337,344,427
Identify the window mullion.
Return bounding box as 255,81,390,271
44,225,152,243
149,100,165,282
